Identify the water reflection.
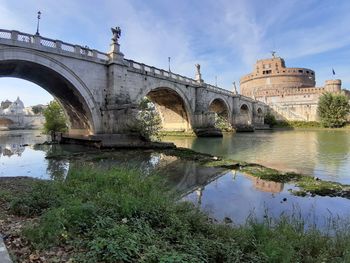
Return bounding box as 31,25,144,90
165,129,350,184
184,171,350,228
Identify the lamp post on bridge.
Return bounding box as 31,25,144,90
35,11,41,36
168,57,171,72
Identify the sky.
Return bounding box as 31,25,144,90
1,0,350,106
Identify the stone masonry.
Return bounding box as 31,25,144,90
0,28,267,140
240,55,349,121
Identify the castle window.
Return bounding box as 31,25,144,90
298,70,303,73
311,72,314,75
306,71,309,74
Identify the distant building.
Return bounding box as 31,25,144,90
240,56,349,121
0,99,12,109
0,97,45,130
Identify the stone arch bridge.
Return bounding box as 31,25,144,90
0,28,267,143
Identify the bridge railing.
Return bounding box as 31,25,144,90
0,29,251,99
125,59,199,85
0,29,109,62
126,59,239,96
205,84,235,96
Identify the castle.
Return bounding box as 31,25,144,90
240,55,350,121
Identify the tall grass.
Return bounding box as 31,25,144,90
10,167,350,262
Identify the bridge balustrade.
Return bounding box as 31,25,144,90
0,29,109,62
0,28,253,100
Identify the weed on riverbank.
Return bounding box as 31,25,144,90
2,168,350,262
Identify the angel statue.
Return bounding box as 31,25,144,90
111,27,121,43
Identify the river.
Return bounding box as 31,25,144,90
1,129,350,228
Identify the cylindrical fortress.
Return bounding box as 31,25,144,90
325,79,341,93
240,57,316,97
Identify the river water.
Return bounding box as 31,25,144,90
1,129,350,228
165,129,350,184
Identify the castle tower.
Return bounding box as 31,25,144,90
324,79,341,93
240,56,316,97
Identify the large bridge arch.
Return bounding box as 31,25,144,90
136,83,193,131
0,47,102,134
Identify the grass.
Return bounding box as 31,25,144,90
273,121,322,129
160,130,197,137
5,167,350,262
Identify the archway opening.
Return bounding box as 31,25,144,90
255,107,264,124
239,104,251,125
209,99,229,119
209,98,232,131
145,88,191,131
0,60,95,135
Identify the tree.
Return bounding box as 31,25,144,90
136,97,162,141
32,105,44,115
43,100,68,134
264,112,277,127
318,92,350,128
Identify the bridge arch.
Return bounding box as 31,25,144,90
208,98,231,120
238,103,252,125
0,48,101,134
137,84,193,131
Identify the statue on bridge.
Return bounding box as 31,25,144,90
195,64,203,83
111,27,121,43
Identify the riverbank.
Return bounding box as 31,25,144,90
1,165,350,262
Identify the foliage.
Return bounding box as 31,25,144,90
43,100,68,134
264,112,277,127
136,97,163,141
214,114,233,132
273,120,321,129
7,167,350,262
318,92,350,128
32,105,45,115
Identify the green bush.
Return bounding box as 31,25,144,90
214,114,233,132
318,92,350,128
43,100,68,133
136,97,163,141
264,112,277,127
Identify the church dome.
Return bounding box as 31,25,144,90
3,97,25,115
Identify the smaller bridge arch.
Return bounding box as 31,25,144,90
208,98,231,121
137,84,193,131
238,103,252,125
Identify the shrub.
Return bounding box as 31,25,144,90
43,100,68,133
136,97,163,141
264,112,277,127
318,92,350,128
214,114,233,132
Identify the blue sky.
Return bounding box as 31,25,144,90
1,0,350,106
